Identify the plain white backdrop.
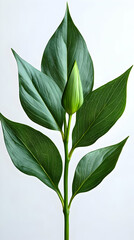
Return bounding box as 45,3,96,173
0,0,134,239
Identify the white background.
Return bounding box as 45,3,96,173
0,0,134,239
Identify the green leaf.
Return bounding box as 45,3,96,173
12,49,65,131
72,67,132,149
41,4,94,98
0,114,62,192
72,138,128,198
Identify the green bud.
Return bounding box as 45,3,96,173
62,61,84,114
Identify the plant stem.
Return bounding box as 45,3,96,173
64,156,69,240
56,189,64,208
63,114,72,240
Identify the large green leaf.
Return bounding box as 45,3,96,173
41,4,94,98
12,50,65,131
0,114,62,192
72,138,127,199
72,67,132,149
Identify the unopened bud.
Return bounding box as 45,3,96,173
62,61,83,114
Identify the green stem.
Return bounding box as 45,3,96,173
56,189,64,208
63,114,72,240
64,114,67,138
69,146,74,158
64,155,69,240
68,195,73,210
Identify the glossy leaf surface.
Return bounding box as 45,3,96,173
41,5,94,98
72,138,127,197
12,50,65,131
0,114,62,191
72,67,132,148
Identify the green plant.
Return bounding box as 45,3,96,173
0,4,132,240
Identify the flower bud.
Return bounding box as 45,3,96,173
62,61,83,114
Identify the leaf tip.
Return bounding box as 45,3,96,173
120,136,129,148
11,48,18,58
124,135,129,142
128,65,133,72
126,65,133,76
65,1,71,18
0,113,4,123
66,2,69,11
11,49,22,67
11,48,15,55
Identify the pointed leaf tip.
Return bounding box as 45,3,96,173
11,49,19,62
121,136,129,145
127,65,133,74
11,49,19,60
66,2,69,11
11,48,15,56
0,113,5,122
